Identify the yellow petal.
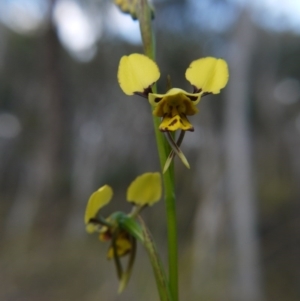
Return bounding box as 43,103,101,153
185,57,229,94
127,172,162,206
84,185,113,225
159,114,194,132
86,223,100,234
118,53,160,95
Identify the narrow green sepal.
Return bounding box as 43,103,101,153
163,131,185,173
139,217,173,301
112,230,124,280
118,236,137,293
164,132,190,171
163,154,174,174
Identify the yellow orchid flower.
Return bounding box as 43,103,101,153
84,172,162,249
84,172,162,292
118,53,229,132
85,173,162,228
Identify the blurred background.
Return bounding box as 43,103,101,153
0,0,300,300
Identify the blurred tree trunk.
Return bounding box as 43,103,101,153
191,123,228,300
64,118,104,239
0,24,6,72
4,1,67,242
224,10,263,301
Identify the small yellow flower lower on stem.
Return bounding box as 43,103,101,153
84,172,162,292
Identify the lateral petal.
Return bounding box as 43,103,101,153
185,57,229,94
118,53,160,95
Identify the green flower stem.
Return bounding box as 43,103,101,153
119,214,172,301
137,0,155,60
152,116,178,301
137,2,178,301
139,217,173,301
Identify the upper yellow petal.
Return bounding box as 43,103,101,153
126,172,162,206
118,53,160,95
84,185,113,225
185,57,229,94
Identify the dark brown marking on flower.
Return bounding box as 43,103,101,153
188,95,198,101
89,218,102,225
133,86,153,98
179,115,194,132
134,92,148,99
169,119,178,127
144,86,153,95
202,92,212,97
154,97,163,103
193,86,202,93
101,231,112,241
